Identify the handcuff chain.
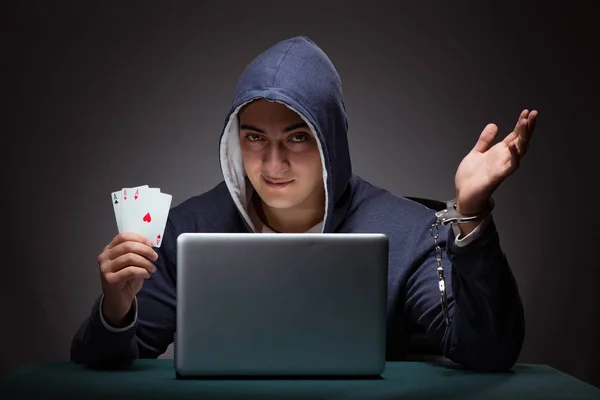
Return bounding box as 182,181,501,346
430,220,450,326
430,197,494,327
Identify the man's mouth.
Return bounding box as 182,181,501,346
262,176,294,188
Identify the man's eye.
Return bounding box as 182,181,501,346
290,134,309,142
245,134,262,141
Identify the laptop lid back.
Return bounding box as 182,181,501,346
175,233,388,377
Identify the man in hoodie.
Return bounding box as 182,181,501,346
71,36,537,372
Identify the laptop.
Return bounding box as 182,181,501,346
174,232,389,378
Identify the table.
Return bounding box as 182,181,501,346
1,359,599,399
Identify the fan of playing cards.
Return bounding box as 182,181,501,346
111,185,172,248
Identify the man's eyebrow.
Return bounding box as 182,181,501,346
239,121,309,134
240,124,264,133
283,121,309,132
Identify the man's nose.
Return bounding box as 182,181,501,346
263,143,289,173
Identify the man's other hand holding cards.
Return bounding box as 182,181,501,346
98,232,158,327
98,185,172,327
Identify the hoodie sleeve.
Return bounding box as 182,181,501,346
70,219,178,368
404,212,526,372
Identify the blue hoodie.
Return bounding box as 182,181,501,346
71,36,525,372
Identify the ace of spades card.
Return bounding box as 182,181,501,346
120,186,172,247
111,185,150,233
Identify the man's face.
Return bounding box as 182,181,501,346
239,99,324,210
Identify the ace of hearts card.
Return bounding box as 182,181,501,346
112,186,172,247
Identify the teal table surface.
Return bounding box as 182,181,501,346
1,359,599,399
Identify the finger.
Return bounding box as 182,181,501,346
503,141,521,175
105,266,151,287
502,128,518,146
515,118,530,155
517,109,539,155
513,109,529,132
473,123,499,153
528,109,538,133
108,240,158,263
105,252,157,275
106,232,154,250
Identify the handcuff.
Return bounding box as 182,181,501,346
430,197,495,326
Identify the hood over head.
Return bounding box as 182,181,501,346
219,36,352,233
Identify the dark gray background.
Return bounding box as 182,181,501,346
2,0,599,389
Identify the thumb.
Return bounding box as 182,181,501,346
472,123,499,153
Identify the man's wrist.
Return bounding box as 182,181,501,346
101,296,136,328
453,197,495,237
455,196,495,218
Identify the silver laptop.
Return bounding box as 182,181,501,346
174,232,389,378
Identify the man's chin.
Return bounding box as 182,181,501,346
260,198,299,209
255,190,300,209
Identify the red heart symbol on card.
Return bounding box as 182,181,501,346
134,195,138,200
143,213,152,223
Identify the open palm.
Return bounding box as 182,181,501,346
455,109,538,215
